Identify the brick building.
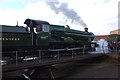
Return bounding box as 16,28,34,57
94,35,108,41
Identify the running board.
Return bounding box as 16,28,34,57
48,47,83,51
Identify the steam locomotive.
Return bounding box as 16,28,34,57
1,19,95,53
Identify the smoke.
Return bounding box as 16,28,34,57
46,0,87,27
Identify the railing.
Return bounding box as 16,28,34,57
2,46,102,72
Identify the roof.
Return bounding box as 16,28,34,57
110,29,120,35
0,25,26,33
108,34,120,36
24,19,49,27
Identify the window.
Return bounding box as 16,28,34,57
43,24,49,32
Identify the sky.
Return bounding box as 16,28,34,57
0,0,119,35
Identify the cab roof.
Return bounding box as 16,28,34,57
24,19,49,26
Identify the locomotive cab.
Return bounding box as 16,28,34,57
24,19,50,48
36,24,50,46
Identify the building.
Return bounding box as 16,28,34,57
94,29,120,42
95,35,108,41
110,29,120,35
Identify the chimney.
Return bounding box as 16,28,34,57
84,28,88,32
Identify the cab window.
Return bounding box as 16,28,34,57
37,24,42,32
43,24,49,32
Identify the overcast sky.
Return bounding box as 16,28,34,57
0,0,119,35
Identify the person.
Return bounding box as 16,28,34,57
29,20,34,33
102,42,104,53
108,41,110,50
37,24,42,32
112,41,116,52
117,41,120,52
29,20,36,46
110,41,113,51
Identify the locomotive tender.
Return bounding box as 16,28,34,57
1,19,94,52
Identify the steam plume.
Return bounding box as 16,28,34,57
46,0,87,27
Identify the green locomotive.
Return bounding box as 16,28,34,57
1,19,94,52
